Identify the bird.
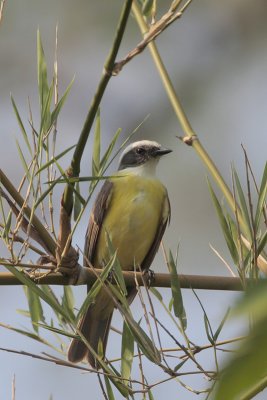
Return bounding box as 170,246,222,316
67,139,171,367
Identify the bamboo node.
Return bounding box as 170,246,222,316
182,135,198,146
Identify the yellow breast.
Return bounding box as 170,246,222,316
94,173,168,270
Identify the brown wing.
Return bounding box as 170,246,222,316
68,180,114,365
83,180,113,267
140,192,171,271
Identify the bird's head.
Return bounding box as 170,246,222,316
118,140,172,174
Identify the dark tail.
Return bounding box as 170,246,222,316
67,288,114,368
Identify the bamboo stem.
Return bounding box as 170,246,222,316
62,0,133,215
132,1,247,234
0,270,243,291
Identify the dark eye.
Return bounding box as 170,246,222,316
136,147,145,155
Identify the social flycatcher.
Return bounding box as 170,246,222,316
68,140,171,367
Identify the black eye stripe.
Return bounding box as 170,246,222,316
136,147,145,154
118,145,160,170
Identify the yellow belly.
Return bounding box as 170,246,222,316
94,174,167,270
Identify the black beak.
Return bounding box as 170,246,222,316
152,147,172,157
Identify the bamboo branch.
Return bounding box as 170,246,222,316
62,0,133,215
0,270,244,290
131,1,267,273
131,2,241,228
113,0,193,74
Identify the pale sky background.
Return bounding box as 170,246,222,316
0,1,267,399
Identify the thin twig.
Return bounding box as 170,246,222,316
0,347,143,387
0,169,56,255
113,0,193,74
137,346,146,393
209,244,236,277
151,313,213,379
135,268,159,359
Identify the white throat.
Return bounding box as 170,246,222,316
121,158,159,178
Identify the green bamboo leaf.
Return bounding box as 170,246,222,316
103,365,131,400
88,351,130,398
39,81,53,134
5,265,71,322
37,323,77,339
124,312,161,365
37,171,85,210
53,159,85,205
76,252,118,321
106,233,127,296
11,95,32,155
227,214,251,267
255,162,267,231
37,30,49,116
193,288,214,344
100,128,122,171
34,180,57,209
35,144,76,175
121,320,134,383
234,280,267,322
215,318,267,400
208,180,239,264
148,389,155,400
168,297,173,312
97,335,104,360
151,287,183,333
0,195,8,242
203,313,214,345
73,182,82,221
107,364,134,398
50,76,75,127
16,309,30,317
104,115,150,172
47,175,117,184
2,211,12,240
173,359,187,372
0,322,51,345
109,376,130,398
24,286,45,333
104,375,116,400
258,230,267,255
92,109,101,177
15,140,31,183
41,285,67,325
213,308,230,342
37,173,85,211
108,282,128,308
150,287,163,302
62,286,75,321
233,167,252,240
167,249,187,330
10,320,65,352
